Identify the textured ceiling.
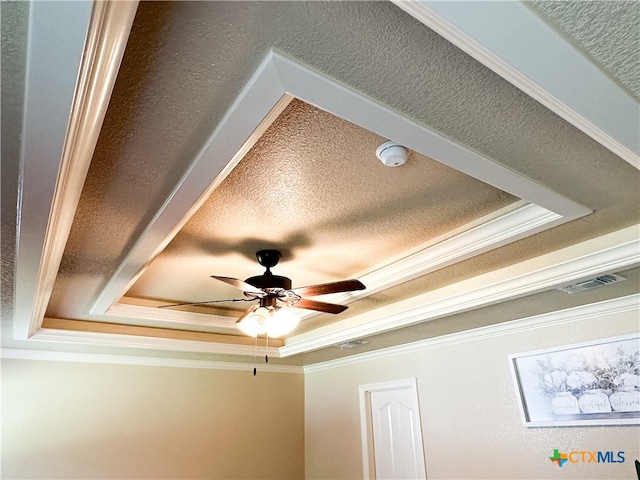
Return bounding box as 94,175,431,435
3,1,639,365
125,99,515,311
48,2,637,309
530,0,640,99
0,1,28,323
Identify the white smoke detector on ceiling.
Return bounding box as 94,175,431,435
376,141,409,167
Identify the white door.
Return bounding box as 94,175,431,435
359,379,427,480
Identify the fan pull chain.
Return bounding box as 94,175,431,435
265,334,269,363
253,335,258,376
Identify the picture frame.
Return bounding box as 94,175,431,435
509,333,640,427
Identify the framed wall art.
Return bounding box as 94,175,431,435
510,333,640,427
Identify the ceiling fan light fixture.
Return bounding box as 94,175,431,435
265,306,300,338
235,304,300,338
236,305,269,337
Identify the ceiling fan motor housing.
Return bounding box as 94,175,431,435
255,249,282,268
247,249,292,290
245,272,292,290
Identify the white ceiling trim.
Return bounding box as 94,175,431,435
304,295,640,374
13,0,138,340
1,348,302,374
14,0,93,340
108,302,237,331
29,328,282,358
281,225,640,356
89,49,590,322
392,0,640,169
353,202,561,299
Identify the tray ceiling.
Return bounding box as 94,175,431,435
121,99,517,315
3,1,639,368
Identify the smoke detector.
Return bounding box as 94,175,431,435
376,141,409,167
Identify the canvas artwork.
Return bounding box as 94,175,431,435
510,333,640,427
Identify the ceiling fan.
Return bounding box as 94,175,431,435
162,249,365,338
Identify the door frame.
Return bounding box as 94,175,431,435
358,378,426,479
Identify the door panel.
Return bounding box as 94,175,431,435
360,379,427,479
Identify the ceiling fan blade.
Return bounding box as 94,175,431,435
292,279,365,297
293,298,348,314
211,275,265,295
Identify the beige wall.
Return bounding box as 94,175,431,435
304,304,639,479
1,361,304,479
3,303,637,480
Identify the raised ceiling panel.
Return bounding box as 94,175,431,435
126,99,516,308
